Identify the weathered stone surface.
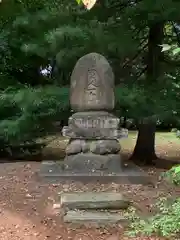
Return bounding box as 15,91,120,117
69,112,119,129
63,210,126,225
63,112,127,141
65,139,121,155
62,126,127,140
39,160,152,184
81,142,89,153
66,139,85,155
63,153,123,173
70,53,115,111
90,140,121,154
58,53,127,177
60,192,130,210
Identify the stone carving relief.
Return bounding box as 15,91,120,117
85,69,100,104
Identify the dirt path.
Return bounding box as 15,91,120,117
0,162,179,240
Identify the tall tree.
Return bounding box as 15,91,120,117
114,1,180,165
131,22,164,164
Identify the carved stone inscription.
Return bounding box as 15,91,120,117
68,112,119,129
70,118,119,129
70,53,115,111
85,69,100,104
62,126,128,139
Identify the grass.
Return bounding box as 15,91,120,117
42,131,180,162
121,131,180,161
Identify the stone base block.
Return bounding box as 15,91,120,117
60,192,130,210
63,153,123,173
38,161,152,185
63,210,127,226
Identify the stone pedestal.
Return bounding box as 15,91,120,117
60,53,129,174
62,111,127,173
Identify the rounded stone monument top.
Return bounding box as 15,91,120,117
70,52,115,112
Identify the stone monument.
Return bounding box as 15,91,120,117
62,52,127,173
39,52,149,184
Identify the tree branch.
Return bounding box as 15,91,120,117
136,66,147,79
122,40,148,68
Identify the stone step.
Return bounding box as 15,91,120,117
63,210,127,225
60,192,130,210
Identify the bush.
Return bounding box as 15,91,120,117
163,165,180,185
0,86,70,158
127,197,180,238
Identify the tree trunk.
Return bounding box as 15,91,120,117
131,22,164,165
130,121,157,165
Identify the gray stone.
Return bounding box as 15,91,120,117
66,139,85,155
63,210,127,225
60,192,130,210
58,53,128,179
81,142,89,153
38,160,152,185
62,126,71,138
62,112,128,141
66,139,121,155
66,139,91,155
70,53,115,111
63,153,123,173
69,111,120,129
90,140,120,154
62,126,127,140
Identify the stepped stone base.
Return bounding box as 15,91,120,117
58,192,130,227
38,160,151,185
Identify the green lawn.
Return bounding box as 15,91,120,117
120,131,180,161
42,131,180,161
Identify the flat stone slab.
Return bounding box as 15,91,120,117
62,125,128,139
38,161,152,185
63,153,123,172
68,111,120,128
63,210,127,225
60,192,130,210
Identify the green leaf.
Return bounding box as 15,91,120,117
76,0,81,4
160,44,171,52
174,166,180,174
172,47,180,55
